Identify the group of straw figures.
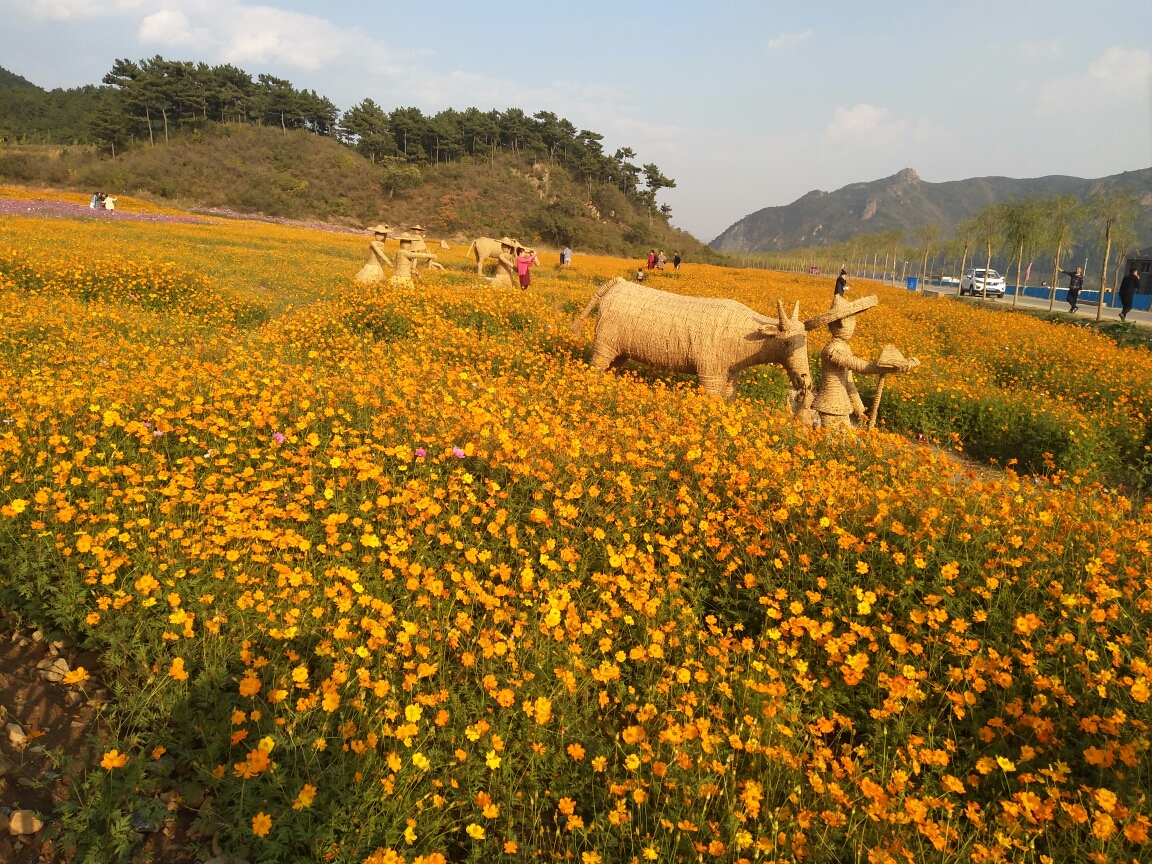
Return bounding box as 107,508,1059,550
355,225,534,288
571,278,919,429
354,227,918,427
354,223,446,285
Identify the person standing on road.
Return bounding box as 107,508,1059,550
834,267,850,297
1119,264,1141,321
1060,266,1084,313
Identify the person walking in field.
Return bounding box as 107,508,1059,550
1060,266,1084,313
657,251,667,271
1119,264,1141,321
516,247,537,291
673,251,681,271
648,250,657,270
834,267,850,297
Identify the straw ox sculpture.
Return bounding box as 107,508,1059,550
571,277,814,417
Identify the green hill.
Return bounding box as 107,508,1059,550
0,60,715,258
0,124,713,258
712,167,1152,254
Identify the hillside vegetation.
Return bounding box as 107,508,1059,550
0,59,715,258
0,66,102,145
0,127,712,258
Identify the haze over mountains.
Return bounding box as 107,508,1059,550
711,168,1152,253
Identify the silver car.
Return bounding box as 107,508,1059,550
960,268,1006,298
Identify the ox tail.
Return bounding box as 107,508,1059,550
570,276,624,337
466,240,477,259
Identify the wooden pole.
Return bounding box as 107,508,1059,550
869,374,888,430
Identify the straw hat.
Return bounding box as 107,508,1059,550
804,294,879,331
394,232,421,242
366,223,392,234
499,237,518,248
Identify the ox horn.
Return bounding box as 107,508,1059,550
791,300,801,322
776,299,788,330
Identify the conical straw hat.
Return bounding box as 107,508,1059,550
876,344,907,369
804,294,879,331
366,223,392,234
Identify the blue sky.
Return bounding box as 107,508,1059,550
3,0,1150,240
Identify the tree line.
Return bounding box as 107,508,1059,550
746,190,1143,315
83,56,675,217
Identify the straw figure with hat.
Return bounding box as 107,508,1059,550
354,223,393,283
391,231,438,285
489,238,522,287
806,294,919,429
405,225,446,272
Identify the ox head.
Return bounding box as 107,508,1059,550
757,299,812,397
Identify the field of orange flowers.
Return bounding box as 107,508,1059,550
1,212,1150,864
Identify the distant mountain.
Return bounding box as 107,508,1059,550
711,167,1152,252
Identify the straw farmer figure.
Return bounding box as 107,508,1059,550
354,223,393,283
391,232,437,285
807,294,919,428
406,225,446,272
490,238,521,287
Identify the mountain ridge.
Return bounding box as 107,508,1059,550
712,166,1152,252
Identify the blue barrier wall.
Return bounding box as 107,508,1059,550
1002,285,1152,311
900,279,1150,310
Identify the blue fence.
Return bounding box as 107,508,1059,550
917,279,1152,312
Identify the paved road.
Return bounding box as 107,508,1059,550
922,287,1152,326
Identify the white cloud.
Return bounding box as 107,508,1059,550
214,5,362,70
767,29,812,51
1038,45,1152,116
129,2,378,71
25,0,143,19
137,9,208,48
824,103,907,144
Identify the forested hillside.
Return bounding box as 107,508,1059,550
0,58,714,257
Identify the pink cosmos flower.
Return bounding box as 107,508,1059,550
272,432,286,444
452,447,465,458
415,448,427,458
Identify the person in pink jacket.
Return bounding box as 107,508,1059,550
516,248,537,291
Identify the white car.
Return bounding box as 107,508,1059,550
960,268,1006,298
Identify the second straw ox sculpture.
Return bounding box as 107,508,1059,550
571,277,813,417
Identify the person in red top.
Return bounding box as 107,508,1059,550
648,250,657,270
516,248,537,291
